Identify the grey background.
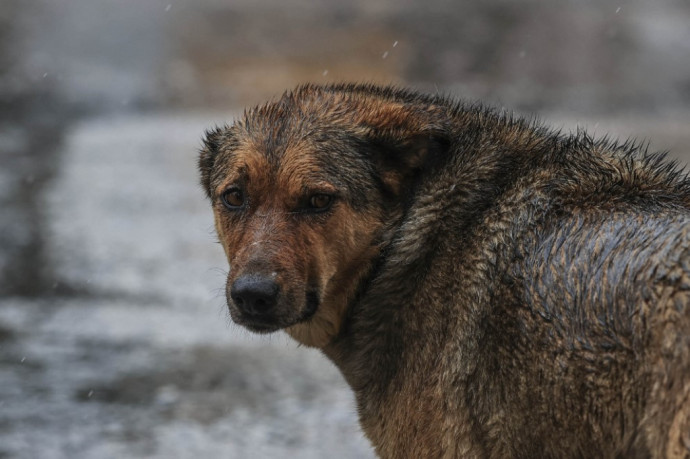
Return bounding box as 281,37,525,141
1,0,689,457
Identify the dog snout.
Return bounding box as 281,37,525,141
230,274,280,316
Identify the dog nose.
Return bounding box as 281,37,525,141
230,275,279,316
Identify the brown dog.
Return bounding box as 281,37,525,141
199,83,690,458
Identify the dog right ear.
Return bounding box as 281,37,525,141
354,103,451,198
199,126,226,199
370,133,450,198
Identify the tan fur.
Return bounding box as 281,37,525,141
207,137,388,347
286,212,382,347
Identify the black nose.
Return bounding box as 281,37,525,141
230,275,279,316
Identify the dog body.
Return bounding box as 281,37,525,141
200,84,690,457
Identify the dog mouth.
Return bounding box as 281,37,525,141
298,290,320,322
242,320,282,334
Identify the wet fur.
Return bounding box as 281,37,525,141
199,83,690,458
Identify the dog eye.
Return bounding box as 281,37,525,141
308,194,333,211
221,188,244,209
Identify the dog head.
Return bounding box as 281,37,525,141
199,84,449,347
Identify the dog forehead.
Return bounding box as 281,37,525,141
230,96,381,203
235,110,346,176
219,139,322,193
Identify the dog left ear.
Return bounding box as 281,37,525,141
199,126,227,199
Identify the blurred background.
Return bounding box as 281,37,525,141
1,0,689,457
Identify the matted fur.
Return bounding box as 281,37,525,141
199,83,690,458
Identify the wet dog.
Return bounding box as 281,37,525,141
199,84,690,457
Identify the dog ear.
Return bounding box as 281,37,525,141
371,134,450,198
357,103,451,197
199,126,227,199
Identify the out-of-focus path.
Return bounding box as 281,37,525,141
0,113,374,458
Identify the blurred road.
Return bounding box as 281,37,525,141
0,113,374,458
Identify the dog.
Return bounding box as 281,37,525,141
199,83,690,458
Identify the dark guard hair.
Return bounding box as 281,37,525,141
199,83,690,458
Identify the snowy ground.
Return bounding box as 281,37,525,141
0,112,374,459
